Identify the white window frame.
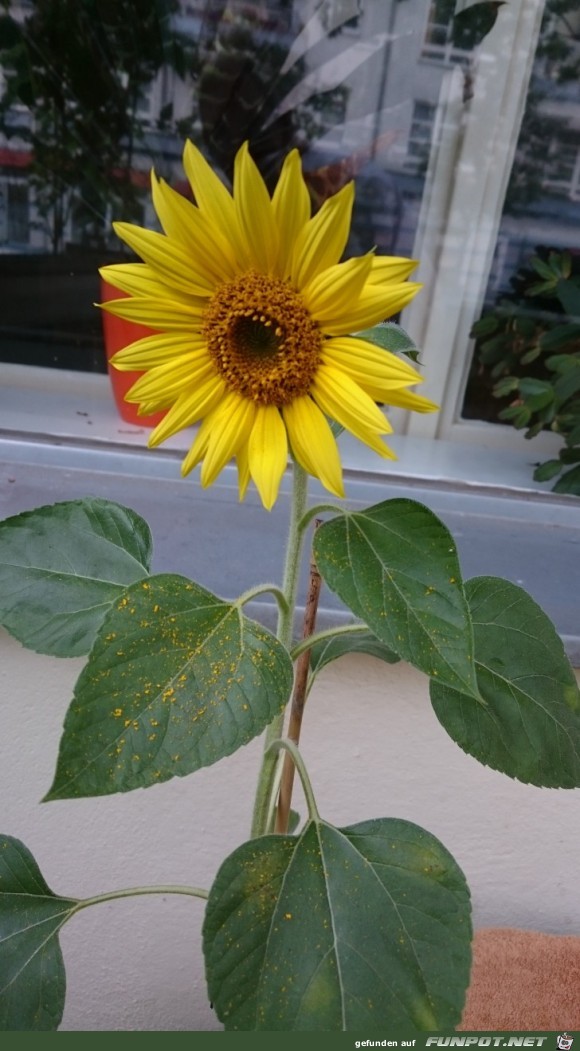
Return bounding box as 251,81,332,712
398,0,562,456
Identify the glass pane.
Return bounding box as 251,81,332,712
462,4,580,426
0,0,544,396
0,0,462,373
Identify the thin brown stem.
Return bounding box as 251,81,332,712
275,521,323,834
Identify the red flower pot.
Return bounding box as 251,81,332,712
100,278,165,427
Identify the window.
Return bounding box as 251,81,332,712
0,178,29,245
0,0,578,465
457,1,580,437
397,0,579,459
543,140,580,201
421,0,471,67
404,101,437,173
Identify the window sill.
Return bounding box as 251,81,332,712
1,363,579,663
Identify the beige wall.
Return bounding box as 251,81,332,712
2,628,579,1031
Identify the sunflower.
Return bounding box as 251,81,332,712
100,142,437,509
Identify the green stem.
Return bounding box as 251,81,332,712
250,461,309,838
277,462,310,649
298,502,346,534
72,884,208,915
234,583,288,616
267,739,319,823
290,623,368,661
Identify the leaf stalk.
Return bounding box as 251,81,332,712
267,738,320,823
290,622,369,662
72,884,209,915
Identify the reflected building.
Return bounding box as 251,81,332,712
0,0,579,416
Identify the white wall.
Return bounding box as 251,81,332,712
2,628,579,1032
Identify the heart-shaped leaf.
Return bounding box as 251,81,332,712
309,628,399,679
0,498,152,656
0,835,77,1031
45,574,293,799
430,577,580,786
204,817,471,1030
314,500,478,697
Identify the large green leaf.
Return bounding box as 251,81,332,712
430,577,580,786
46,574,293,799
204,817,471,1031
0,835,77,1031
0,498,152,657
309,628,399,679
314,500,479,698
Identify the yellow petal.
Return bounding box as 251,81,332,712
301,255,373,323
181,416,213,477
380,388,439,414
320,282,422,335
113,222,216,296
290,181,355,290
322,336,423,390
110,334,207,371
148,376,226,447
311,364,392,436
100,263,192,303
368,256,419,284
248,406,288,510
200,394,257,489
125,354,215,406
135,401,163,417
283,397,344,499
350,427,398,460
100,296,205,331
271,149,311,277
236,444,251,501
151,172,238,282
234,142,278,273
183,140,248,266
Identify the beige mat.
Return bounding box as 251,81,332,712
459,928,580,1031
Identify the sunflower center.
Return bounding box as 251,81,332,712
203,271,323,406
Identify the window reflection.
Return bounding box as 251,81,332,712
1,0,577,448
2,0,440,372
462,2,580,423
